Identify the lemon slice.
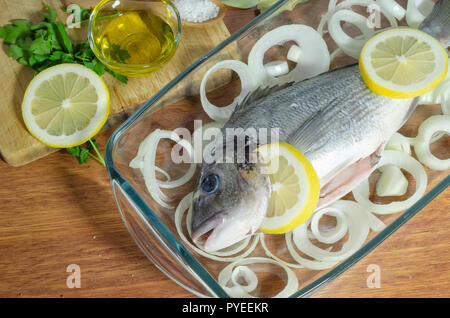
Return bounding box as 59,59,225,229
257,142,320,234
22,64,110,148
360,27,448,99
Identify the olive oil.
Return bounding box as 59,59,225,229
97,10,176,67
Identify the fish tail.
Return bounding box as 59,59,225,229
419,0,450,48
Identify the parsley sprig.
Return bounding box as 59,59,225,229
67,138,105,166
0,4,125,166
0,3,128,83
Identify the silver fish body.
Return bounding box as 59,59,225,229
225,65,416,192
191,0,450,252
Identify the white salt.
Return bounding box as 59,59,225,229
172,0,220,23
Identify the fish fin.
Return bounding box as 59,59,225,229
419,0,450,48
317,147,382,208
233,82,294,114
287,97,341,153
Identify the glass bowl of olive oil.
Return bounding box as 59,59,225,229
88,0,181,77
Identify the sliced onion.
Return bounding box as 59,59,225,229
366,212,387,232
248,24,330,87
130,159,171,181
130,132,157,169
330,47,344,62
259,233,304,269
385,132,413,155
264,60,290,77
200,60,255,123
130,129,197,208
310,206,348,244
440,86,450,115
353,150,428,214
218,257,299,298
130,136,172,181
174,192,259,261
287,45,302,63
328,9,375,59
230,266,258,293
376,165,409,197
417,72,450,143
414,115,450,171
328,0,339,11
318,0,398,35
418,62,450,115
292,200,370,262
418,79,450,109
155,130,197,190
285,231,339,270
377,0,406,21
406,0,435,28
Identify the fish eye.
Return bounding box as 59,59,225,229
201,174,219,194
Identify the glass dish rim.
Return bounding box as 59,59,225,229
104,0,450,298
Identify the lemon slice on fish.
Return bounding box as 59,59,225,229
22,64,110,148
359,27,448,99
257,142,320,234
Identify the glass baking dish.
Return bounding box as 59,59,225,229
105,0,449,297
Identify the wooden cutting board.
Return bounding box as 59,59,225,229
0,0,240,167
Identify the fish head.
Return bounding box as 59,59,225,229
191,161,271,252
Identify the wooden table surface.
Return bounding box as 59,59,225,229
0,7,449,299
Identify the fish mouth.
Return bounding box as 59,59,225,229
191,215,224,246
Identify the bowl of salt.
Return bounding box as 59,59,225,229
171,0,227,27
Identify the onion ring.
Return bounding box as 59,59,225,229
310,206,349,244
230,266,258,293
418,72,450,116
248,24,330,87
353,150,428,214
155,130,197,190
330,47,344,62
366,212,387,232
259,233,304,269
406,0,435,28
218,257,299,298
285,231,339,270
376,164,409,197
377,0,406,21
414,115,450,171
292,200,370,262
264,60,290,77
287,45,302,63
200,60,255,123
139,129,196,209
318,0,398,35
328,9,375,59
385,132,413,155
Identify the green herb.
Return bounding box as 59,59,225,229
43,3,58,23
54,21,73,53
111,44,131,63
0,4,125,166
106,68,128,84
0,3,128,83
65,4,119,28
66,138,105,166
